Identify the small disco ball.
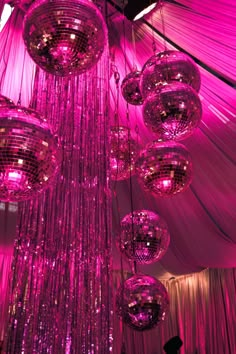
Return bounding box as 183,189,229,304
143,82,202,141
110,126,138,181
141,50,201,99
23,0,107,76
135,141,192,197
116,274,169,331
0,105,61,202
118,210,170,264
121,71,143,105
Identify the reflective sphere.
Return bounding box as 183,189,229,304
118,210,170,264
143,82,202,141
121,71,143,105
116,274,169,331
141,50,201,99
0,94,15,108
110,126,137,181
23,0,107,76
0,106,61,201
135,141,192,197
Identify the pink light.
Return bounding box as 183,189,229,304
134,3,157,21
162,179,172,188
7,171,22,181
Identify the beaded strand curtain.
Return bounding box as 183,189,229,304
2,13,112,354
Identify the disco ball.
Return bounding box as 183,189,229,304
121,71,143,105
116,274,169,331
118,210,170,264
0,105,61,201
110,126,138,181
141,50,201,99
23,0,107,76
143,82,202,141
0,94,15,108
135,141,192,197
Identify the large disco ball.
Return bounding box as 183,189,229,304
143,82,202,141
118,210,170,264
135,141,192,197
23,0,107,76
121,71,143,105
110,126,138,181
116,274,169,331
0,105,61,201
141,50,201,99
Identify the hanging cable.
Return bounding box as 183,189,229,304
17,47,27,106
159,0,168,51
113,67,120,125
126,105,137,275
131,24,137,71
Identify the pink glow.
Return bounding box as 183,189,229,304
162,179,172,188
0,0,236,352
6,170,22,181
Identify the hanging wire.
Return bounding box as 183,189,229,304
17,47,27,106
125,104,137,275
121,1,138,275
131,24,137,71
113,67,120,125
159,2,171,84
150,0,157,54
159,0,168,51
122,0,128,76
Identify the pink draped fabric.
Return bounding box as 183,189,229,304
0,8,35,106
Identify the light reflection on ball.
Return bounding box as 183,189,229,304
23,0,107,76
118,210,170,264
0,105,61,201
116,274,169,331
135,141,192,197
110,126,137,181
143,82,202,141
121,71,143,105
141,50,201,99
